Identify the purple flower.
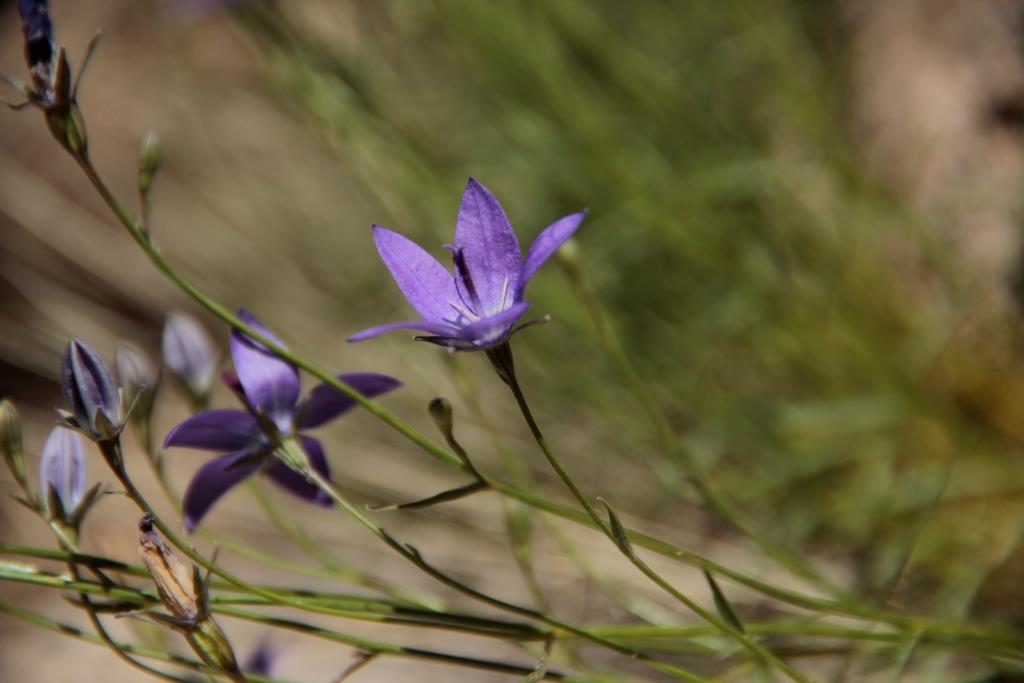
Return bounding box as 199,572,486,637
163,309,400,532
39,426,86,514
348,178,586,350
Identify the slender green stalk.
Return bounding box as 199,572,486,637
487,343,814,683
215,605,572,681
0,594,567,681
0,598,267,683
88,427,706,681
244,482,441,609
294,458,713,682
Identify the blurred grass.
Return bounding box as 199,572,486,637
226,0,1024,610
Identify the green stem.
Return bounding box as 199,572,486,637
487,343,813,683
292,452,712,682
0,598,272,683
0,594,567,682
93,428,702,680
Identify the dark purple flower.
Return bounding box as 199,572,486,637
61,339,124,439
39,426,86,514
348,178,586,350
163,309,400,531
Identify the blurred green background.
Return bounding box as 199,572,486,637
6,1,1024,680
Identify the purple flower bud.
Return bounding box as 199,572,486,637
16,0,54,73
243,640,277,676
61,339,123,438
163,313,218,400
115,344,158,409
39,426,86,514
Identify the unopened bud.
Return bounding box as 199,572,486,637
61,339,123,440
116,344,158,418
243,639,277,677
39,426,86,517
162,313,218,402
138,131,160,196
0,399,26,485
554,237,580,268
187,619,242,679
428,397,453,437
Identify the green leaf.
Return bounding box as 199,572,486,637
703,569,744,633
598,498,633,557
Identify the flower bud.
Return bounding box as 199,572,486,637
115,344,158,415
428,396,454,437
39,426,86,516
61,339,123,439
187,619,242,679
243,640,277,676
554,237,580,268
0,399,26,486
162,314,218,402
138,131,160,196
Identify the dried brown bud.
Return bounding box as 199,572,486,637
427,397,454,437
138,515,204,624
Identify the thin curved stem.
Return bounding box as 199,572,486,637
0,598,256,683
94,429,704,681
0,592,568,681
294,457,712,683
487,343,814,683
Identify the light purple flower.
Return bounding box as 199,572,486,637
162,313,218,400
39,426,86,514
348,178,586,350
163,309,400,532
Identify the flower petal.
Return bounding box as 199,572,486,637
299,372,402,429
457,301,530,348
453,179,521,314
163,409,261,451
264,437,331,506
182,450,262,532
372,225,459,322
39,426,86,512
347,319,459,343
61,339,122,433
516,210,587,300
230,308,300,432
